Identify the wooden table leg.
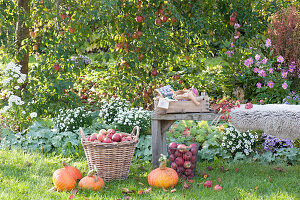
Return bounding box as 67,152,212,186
152,119,175,167
152,119,162,168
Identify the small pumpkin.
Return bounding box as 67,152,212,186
78,167,105,191
148,154,178,188
62,161,82,181
53,168,76,191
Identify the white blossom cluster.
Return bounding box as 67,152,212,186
221,124,258,156
99,97,130,124
53,107,92,132
0,62,26,114
113,107,151,134
71,55,91,65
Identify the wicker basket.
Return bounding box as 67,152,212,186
79,126,140,181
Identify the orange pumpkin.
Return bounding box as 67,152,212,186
62,161,82,181
148,154,178,188
53,168,76,191
78,167,105,191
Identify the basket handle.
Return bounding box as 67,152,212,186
79,127,86,140
130,126,140,141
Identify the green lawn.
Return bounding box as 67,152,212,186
0,148,299,200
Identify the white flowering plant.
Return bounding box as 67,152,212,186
113,107,151,135
0,62,36,130
99,97,130,124
53,107,93,132
221,124,258,156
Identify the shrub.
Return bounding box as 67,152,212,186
268,5,300,82
113,107,151,135
282,91,300,105
221,124,258,156
261,133,294,153
53,107,93,132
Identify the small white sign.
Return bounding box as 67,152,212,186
157,98,169,109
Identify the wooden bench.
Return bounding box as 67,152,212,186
151,112,219,167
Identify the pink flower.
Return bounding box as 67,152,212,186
256,82,262,88
253,67,259,73
234,35,239,39
261,57,268,64
260,100,264,104
230,42,234,48
258,70,266,77
282,82,288,90
268,68,273,73
267,81,274,88
282,71,288,78
244,59,250,67
226,50,234,57
277,55,284,63
234,23,241,29
255,54,260,61
265,38,271,47
249,58,253,65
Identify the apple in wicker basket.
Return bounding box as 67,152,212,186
97,134,105,142
112,133,122,142
90,133,98,142
103,137,113,143
99,129,107,135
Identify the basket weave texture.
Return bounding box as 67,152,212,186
79,126,139,181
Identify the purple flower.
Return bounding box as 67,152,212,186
226,50,233,57
234,35,239,39
234,23,241,29
268,68,273,74
277,55,284,63
244,59,250,67
282,71,288,78
255,54,260,61
253,67,259,73
258,70,266,77
256,82,262,88
288,63,296,72
230,42,234,48
261,57,268,64
282,82,288,90
265,38,272,47
260,100,264,104
267,81,274,88
249,58,253,65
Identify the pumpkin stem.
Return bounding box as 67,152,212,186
159,154,167,169
88,165,98,177
62,161,68,167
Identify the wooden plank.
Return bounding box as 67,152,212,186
151,112,219,121
151,119,162,168
161,120,175,133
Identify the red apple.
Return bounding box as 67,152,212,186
97,134,105,142
60,14,66,20
103,137,112,143
177,144,187,152
204,180,212,188
185,169,192,176
161,16,168,22
90,133,98,142
99,129,107,135
132,32,138,39
118,133,126,137
112,133,122,142
138,54,144,61
30,31,36,38
124,136,133,141
54,64,59,71
158,8,164,15
183,151,192,160
171,162,177,170
68,27,75,33
151,70,158,76
87,136,91,142
171,17,177,23
177,166,185,173
214,184,223,191
137,31,143,37
107,129,116,135
175,157,184,166
136,16,143,23
178,80,183,84
169,154,176,162
183,161,191,169
190,144,198,155
155,18,162,26
174,150,182,158
168,142,177,153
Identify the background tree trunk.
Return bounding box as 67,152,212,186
15,0,30,75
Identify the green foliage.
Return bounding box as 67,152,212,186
135,135,152,161
0,121,84,156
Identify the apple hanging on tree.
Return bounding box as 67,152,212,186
54,64,59,71
136,16,143,23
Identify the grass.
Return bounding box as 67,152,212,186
0,148,299,200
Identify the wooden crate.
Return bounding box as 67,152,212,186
154,96,210,114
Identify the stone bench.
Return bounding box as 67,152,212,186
230,104,300,140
